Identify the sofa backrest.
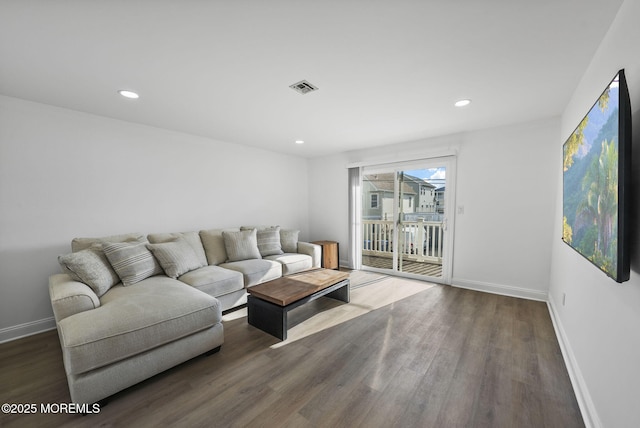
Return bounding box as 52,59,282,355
69,227,301,266
71,233,146,252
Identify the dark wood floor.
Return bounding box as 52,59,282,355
0,276,583,428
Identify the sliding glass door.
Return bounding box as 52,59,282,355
361,157,455,284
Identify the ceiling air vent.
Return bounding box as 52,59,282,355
289,80,319,95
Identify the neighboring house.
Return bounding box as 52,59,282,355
362,173,416,220
402,173,437,213
362,172,439,220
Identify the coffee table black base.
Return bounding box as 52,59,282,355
247,279,350,340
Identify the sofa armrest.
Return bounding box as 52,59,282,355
297,241,321,268
49,274,101,322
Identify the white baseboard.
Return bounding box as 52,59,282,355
547,297,602,428
0,317,56,344
451,277,548,301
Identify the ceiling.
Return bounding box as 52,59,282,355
0,1,624,158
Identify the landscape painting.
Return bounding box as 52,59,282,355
562,73,620,279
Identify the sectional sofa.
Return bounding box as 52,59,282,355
49,226,320,404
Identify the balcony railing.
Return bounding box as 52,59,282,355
362,219,443,264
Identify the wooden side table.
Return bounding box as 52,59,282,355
312,240,339,270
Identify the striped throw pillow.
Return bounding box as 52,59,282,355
256,227,283,256
103,241,164,286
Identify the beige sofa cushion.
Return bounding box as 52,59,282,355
178,265,244,297
220,259,282,287
222,229,261,262
57,276,221,376
265,253,312,275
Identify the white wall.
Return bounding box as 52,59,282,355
307,152,349,248
548,0,640,427
308,117,558,300
454,119,558,299
0,95,309,341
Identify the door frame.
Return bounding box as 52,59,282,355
358,156,457,284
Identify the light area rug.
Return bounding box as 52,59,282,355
274,276,435,347
347,269,389,289
221,273,437,346
222,269,389,324
273,275,435,347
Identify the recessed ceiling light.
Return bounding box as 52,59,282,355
454,99,471,107
118,90,139,99
295,140,305,145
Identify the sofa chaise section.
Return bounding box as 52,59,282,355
50,274,223,404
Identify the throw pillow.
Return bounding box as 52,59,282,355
102,241,164,286
58,244,120,297
280,229,300,253
147,237,206,278
257,227,283,256
222,228,262,262
241,226,284,257
147,231,208,267
199,228,236,266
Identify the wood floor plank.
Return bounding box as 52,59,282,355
473,347,515,428
356,366,423,427
403,346,463,427
0,274,584,427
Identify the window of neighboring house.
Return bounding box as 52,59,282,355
371,194,379,208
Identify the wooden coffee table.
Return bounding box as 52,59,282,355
247,268,350,340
